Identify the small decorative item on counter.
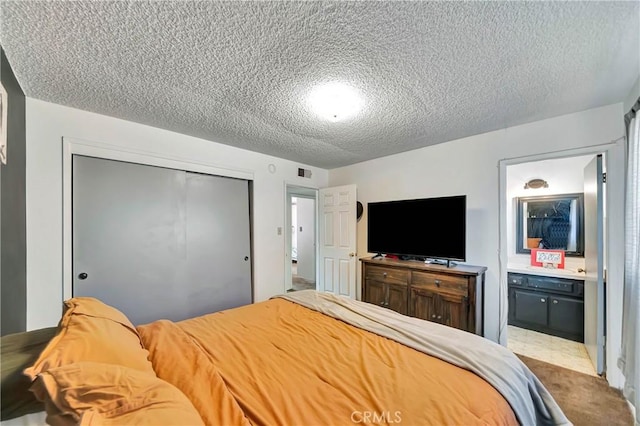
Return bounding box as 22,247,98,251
530,249,565,269
526,237,543,249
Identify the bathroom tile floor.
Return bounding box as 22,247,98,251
508,325,597,376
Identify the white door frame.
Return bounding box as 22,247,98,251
62,137,254,301
284,184,319,292
498,137,626,388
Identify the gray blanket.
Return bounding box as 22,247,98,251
275,290,570,426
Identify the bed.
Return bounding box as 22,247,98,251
1,290,569,425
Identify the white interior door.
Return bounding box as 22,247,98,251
73,155,252,325
318,184,357,298
584,154,605,374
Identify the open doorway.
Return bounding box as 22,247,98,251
503,154,603,377
285,185,317,292
499,138,627,388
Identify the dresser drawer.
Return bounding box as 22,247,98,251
411,271,468,296
527,276,576,294
365,266,408,285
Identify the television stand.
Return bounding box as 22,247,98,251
360,257,487,335
425,259,457,268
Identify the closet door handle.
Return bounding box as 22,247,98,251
78,272,88,280
553,299,559,304
540,298,546,303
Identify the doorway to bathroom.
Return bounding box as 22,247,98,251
505,153,606,376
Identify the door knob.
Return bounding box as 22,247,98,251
244,256,249,261
78,272,88,280
349,252,356,257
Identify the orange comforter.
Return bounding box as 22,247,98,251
137,298,517,425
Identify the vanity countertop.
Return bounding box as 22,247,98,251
507,256,586,280
507,264,586,280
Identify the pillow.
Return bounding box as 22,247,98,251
23,297,154,381
29,362,204,425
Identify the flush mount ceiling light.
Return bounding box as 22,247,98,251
524,178,549,189
308,82,363,122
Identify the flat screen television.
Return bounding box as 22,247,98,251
367,195,466,262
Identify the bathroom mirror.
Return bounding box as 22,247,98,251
516,193,584,257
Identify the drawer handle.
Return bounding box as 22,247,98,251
437,315,442,319
383,272,387,278
553,300,558,304
435,280,441,287
540,298,546,303
379,301,385,306
431,314,436,318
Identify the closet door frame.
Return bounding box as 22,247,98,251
62,137,254,302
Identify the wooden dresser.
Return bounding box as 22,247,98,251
361,257,487,335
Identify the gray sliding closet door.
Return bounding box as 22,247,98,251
184,172,252,318
72,155,252,325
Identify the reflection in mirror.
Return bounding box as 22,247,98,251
516,193,584,257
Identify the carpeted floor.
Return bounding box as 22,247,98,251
291,279,315,291
518,354,633,425
291,262,315,291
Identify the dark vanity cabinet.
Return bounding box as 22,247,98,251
508,272,584,342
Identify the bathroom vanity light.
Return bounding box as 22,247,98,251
524,178,549,189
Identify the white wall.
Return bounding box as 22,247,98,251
329,103,625,346
506,155,594,259
624,76,639,113
296,197,316,281
291,198,298,255
25,98,328,330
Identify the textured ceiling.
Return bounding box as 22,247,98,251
1,1,638,169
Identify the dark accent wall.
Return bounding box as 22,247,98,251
1,47,27,335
